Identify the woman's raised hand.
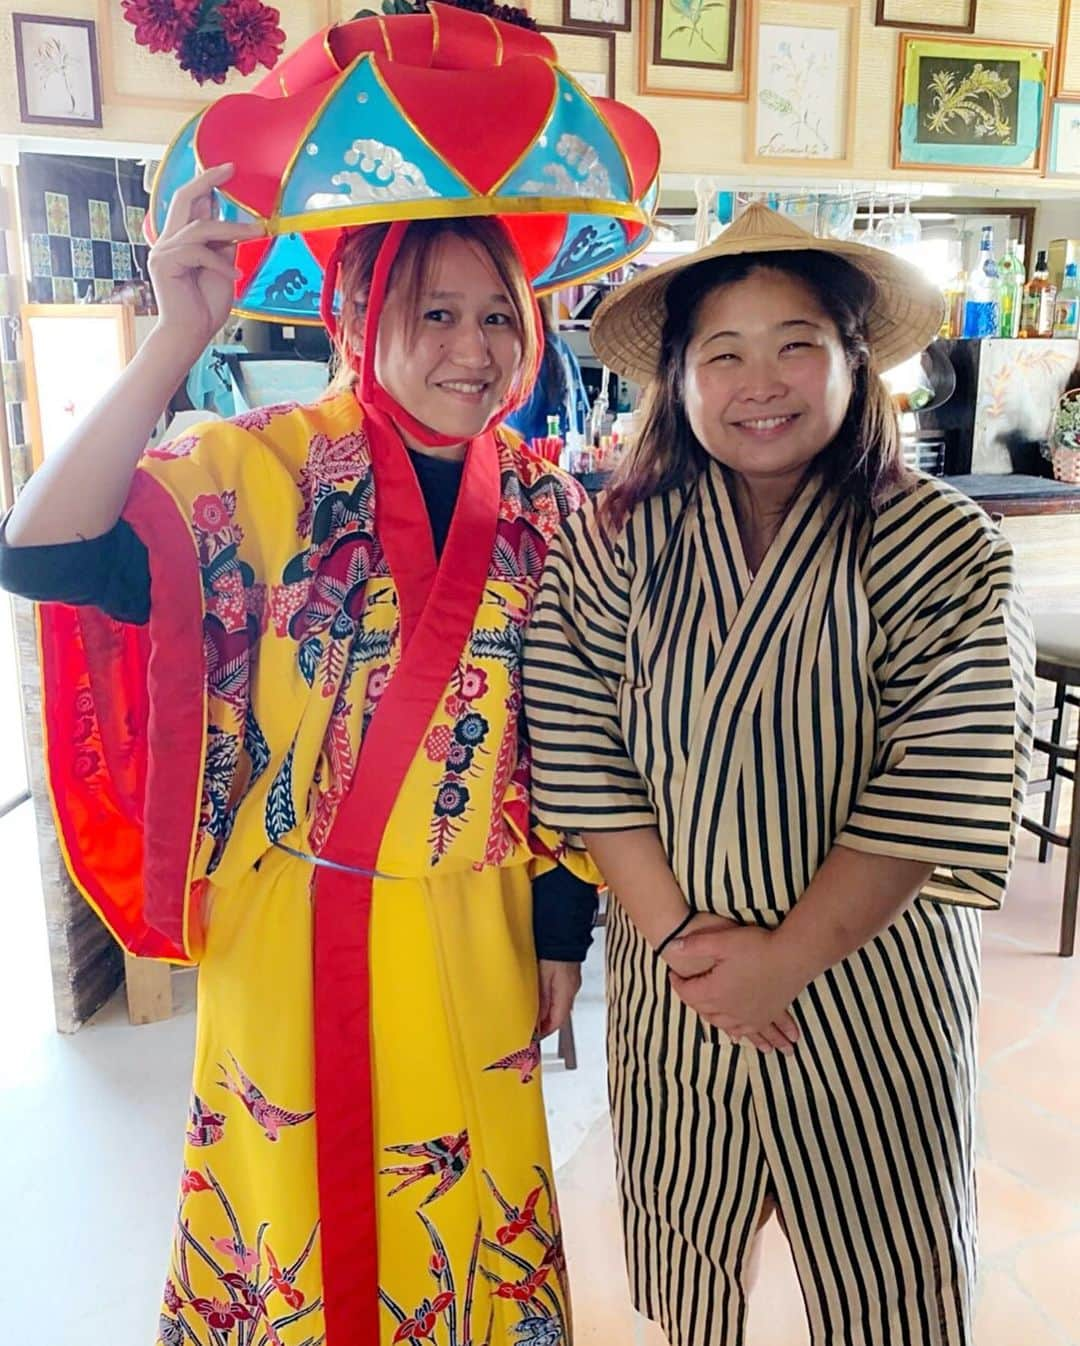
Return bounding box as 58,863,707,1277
148,163,265,353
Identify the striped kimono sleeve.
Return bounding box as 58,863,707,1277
836,480,1036,909
523,501,656,831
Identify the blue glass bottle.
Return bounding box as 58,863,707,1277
962,225,1001,339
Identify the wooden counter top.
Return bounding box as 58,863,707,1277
944,474,1080,517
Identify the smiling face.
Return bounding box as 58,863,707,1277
682,267,855,492
372,230,525,445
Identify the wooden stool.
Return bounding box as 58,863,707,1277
1021,614,1080,957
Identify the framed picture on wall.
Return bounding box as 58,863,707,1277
652,0,738,72
747,0,859,168
22,305,135,470
12,13,102,128
1048,100,1080,176
541,25,617,99
874,0,977,33
637,0,750,98
562,0,632,32
895,35,1052,174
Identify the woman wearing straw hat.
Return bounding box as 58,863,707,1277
524,204,1034,1345
0,8,660,1344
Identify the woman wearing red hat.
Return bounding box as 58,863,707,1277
0,8,660,1344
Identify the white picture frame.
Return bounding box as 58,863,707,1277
1048,99,1080,176
22,305,135,470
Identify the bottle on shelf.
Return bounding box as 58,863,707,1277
962,225,1000,339
1053,262,1080,339
996,239,1025,338
1021,250,1058,338
940,267,967,340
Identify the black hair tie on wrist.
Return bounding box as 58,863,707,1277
655,910,697,957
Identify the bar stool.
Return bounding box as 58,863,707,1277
1021,613,1080,957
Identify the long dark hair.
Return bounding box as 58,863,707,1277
600,250,909,533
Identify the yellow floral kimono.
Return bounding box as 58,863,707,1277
38,390,592,1346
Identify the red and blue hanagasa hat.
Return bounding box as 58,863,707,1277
147,2,662,324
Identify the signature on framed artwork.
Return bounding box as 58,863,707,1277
653,0,737,72
12,13,102,128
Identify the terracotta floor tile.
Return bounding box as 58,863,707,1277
976,1157,1077,1262
974,1268,1073,1346
980,1083,1080,1206
1014,1232,1080,1341
983,1022,1080,1126
978,994,1046,1067
979,935,1070,1014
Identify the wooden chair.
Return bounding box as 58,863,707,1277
1021,614,1080,957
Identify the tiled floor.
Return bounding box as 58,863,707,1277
2,803,1078,1344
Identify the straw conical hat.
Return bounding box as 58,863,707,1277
591,202,946,383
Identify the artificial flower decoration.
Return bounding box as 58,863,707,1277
122,0,286,84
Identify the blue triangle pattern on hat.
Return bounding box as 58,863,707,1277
498,71,631,204
241,232,324,320
152,113,260,237
277,55,475,222
534,214,635,289
152,115,198,238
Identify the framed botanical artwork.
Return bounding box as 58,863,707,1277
874,0,976,34
540,25,617,98
894,35,1052,175
1048,100,1080,176
748,0,859,167
638,0,752,98
652,0,738,72
562,0,632,32
12,13,102,128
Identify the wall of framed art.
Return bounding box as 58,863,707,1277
2,0,1080,192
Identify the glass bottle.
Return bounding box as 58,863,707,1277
1020,250,1057,338
962,226,1000,339
1053,262,1080,339
996,240,1025,338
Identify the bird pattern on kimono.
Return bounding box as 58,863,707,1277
217,1051,315,1141
485,1032,541,1084
380,1130,472,1205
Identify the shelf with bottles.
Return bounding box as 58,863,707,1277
938,229,1080,343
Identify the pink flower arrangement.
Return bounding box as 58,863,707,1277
121,0,285,84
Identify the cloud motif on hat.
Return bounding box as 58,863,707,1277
306,139,438,208
521,134,613,200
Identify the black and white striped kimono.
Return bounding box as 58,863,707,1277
523,464,1034,1346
